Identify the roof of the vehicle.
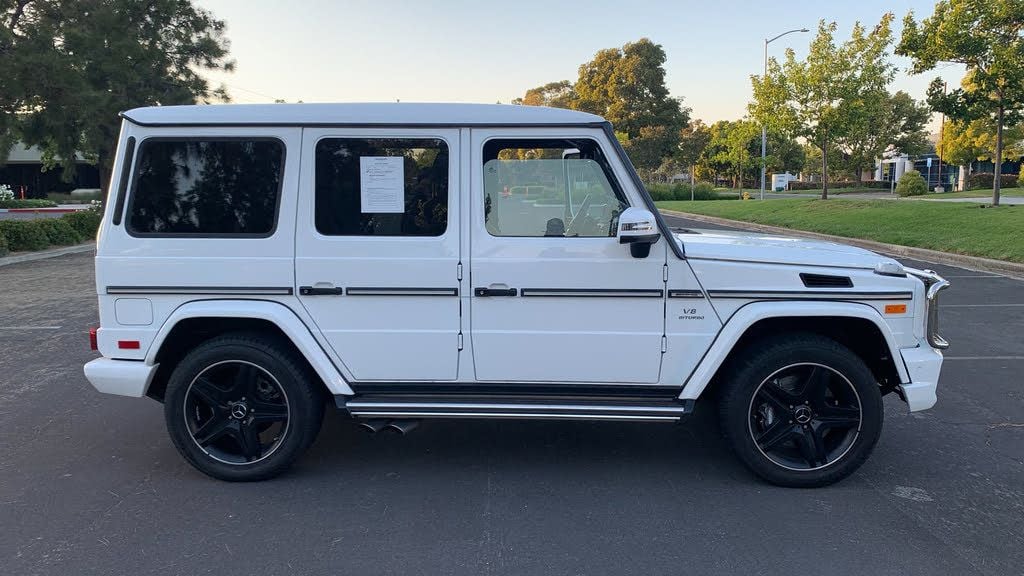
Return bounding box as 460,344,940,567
122,102,607,127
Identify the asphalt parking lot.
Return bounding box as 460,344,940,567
1,216,1022,576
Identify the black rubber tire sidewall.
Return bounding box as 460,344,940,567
163,333,324,482
718,333,883,488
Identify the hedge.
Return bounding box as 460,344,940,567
0,198,59,209
786,180,891,191
896,170,928,197
966,173,1019,191
35,217,83,245
0,209,101,254
0,220,50,251
63,210,102,240
647,182,720,201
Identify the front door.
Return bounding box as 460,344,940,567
295,129,461,381
468,129,665,383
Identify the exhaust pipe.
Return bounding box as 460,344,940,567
385,419,420,435
358,419,389,434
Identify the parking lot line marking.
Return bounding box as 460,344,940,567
0,326,62,330
944,356,1024,361
942,304,1024,308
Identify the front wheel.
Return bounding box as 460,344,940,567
718,334,883,487
163,333,324,481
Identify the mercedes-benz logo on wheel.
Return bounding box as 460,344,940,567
230,402,248,420
794,405,813,424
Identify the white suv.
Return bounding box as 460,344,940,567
84,103,948,487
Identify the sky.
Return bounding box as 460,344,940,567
196,0,966,128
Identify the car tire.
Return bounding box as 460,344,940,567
163,332,324,482
718,333,883,488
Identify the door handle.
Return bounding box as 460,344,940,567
474,287,518,297
299,286,344,296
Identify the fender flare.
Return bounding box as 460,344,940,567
678,301,909,401
146,299,353,396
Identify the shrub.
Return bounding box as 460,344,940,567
966,172,1019,190
63,209,103,240
896,170,928,197
0,220,50,252
35,217,82,246
0,233,7,257
647,182,721,201
786,180,891,191
0,198,59,209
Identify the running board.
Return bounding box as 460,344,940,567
340,394,694,422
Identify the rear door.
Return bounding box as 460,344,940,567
295,129,461,381
467,129,666,383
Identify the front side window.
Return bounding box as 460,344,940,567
482,139,628,238
127,139,284,236
315,138,448,236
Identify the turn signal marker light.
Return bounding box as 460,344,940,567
885,304,907,314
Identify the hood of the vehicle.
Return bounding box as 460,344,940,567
674,228,897,269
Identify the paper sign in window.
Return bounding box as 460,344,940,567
359,156,405,213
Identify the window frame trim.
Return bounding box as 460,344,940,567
311,134,453,239
480,136,630,239
124,135,287,239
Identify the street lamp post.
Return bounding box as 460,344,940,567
760,28,809,201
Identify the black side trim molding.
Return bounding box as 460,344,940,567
348,382,682,398
346,287,458,296
520,288,664,298
106,286,293,296
707,290,913,301
668,289,705,299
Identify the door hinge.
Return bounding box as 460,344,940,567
458,332,464,350
663,265,668,283
661,335,667,353
457,262,463,281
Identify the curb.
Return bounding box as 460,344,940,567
0,242,95,267
659,209,1024,280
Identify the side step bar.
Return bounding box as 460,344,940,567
341,394,694,422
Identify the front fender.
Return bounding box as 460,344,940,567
678,301,909,400
146,299,353,396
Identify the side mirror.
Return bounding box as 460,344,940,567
617,207,661,259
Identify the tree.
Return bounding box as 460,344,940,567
704,120,760,189
1,0,234,195
572,38,690,175
897,0,1024,205
939,117,1024,171
835,90,931,181
511,80,574,108
751,15,896,198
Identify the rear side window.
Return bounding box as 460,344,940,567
127,139,284,236
314,138,448,236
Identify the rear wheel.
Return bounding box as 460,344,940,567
718,334,883,487
164,333,324,481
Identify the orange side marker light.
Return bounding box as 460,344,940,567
885,304,907,314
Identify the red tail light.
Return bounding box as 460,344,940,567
89,327,98,351
117,340,141,350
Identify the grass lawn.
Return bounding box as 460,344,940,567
917,187,1024,200
657,198,1024,263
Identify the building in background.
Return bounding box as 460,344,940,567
0,144,99,199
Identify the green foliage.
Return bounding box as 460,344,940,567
0,198,58,208
897,0,1024,203
646,182,719,201
0,220,50,252
835,90,932,179
2,0,234,192
47,191,102,204
0,233,7,256
966,173,1020,190
34,217,82,245
750,15,897,197
940,119,1024,167
63,210,102,240
514,39,690,174
896,170,928,196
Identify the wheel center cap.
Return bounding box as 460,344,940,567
794,405,813,424
230,402,248,420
